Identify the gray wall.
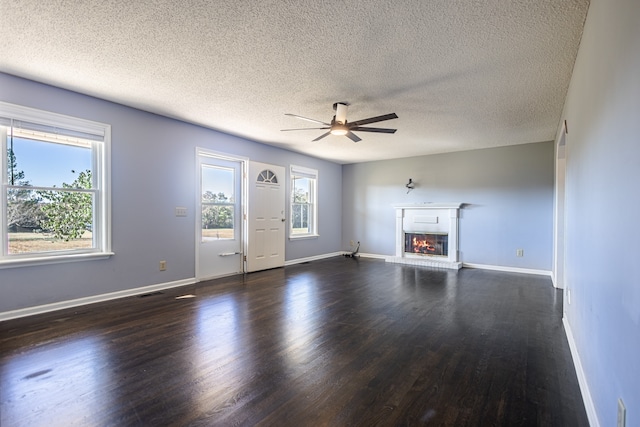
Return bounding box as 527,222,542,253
0,73,342,313
561,0,640,424
342,142,555,270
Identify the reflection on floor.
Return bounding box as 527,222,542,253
0,257,588,426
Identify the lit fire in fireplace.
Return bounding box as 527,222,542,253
412,236,436,253
404,233,448,256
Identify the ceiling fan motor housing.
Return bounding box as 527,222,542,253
333,102,348,125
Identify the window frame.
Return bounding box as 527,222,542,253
0,101,112,268
289,164,318,239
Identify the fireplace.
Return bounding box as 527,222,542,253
388,203,463,270
405,233,448,256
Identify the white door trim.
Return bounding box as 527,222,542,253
553,122,568,291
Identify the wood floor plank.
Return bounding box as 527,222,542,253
1,258,589,426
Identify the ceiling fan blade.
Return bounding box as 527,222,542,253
350,113,398,127
312,132,331,142
350,126,397,134
285,113,331,126
281,127,329,131
345,131,362,142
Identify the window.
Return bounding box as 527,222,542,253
201,164,235,241
257,169,278,184
0,101,111,267
290,165,318,238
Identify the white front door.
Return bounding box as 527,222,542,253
247,162,285,272
196,151,244,280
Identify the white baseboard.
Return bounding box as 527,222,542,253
284,252,343,266
563,317,600,427
462,262,552,276
550,272,566,289
0,278,196,322
0,258,552,321
357,252,388,260
1,253,343,321
348,254,552,276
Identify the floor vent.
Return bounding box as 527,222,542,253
138,291,164,298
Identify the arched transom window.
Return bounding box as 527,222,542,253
257,169,278,184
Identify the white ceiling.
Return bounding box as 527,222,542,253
0,0,589,164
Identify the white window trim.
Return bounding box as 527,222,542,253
0,101,113,268
289,164,319,239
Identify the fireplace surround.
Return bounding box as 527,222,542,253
387,203,463,270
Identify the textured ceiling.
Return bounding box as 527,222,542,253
0,0,589,164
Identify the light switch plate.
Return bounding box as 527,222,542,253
175,207,187,217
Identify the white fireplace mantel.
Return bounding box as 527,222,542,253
387,203,464,270
392,202,463,210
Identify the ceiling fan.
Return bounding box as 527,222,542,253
281,102,398,142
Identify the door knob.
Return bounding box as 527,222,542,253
281,218,286,222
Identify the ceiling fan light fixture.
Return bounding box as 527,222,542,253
330,125,348,136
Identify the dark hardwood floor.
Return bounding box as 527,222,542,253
1,258,588,426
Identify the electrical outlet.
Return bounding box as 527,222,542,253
159,260,167,271
516,249,524,257
617,398,626,427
